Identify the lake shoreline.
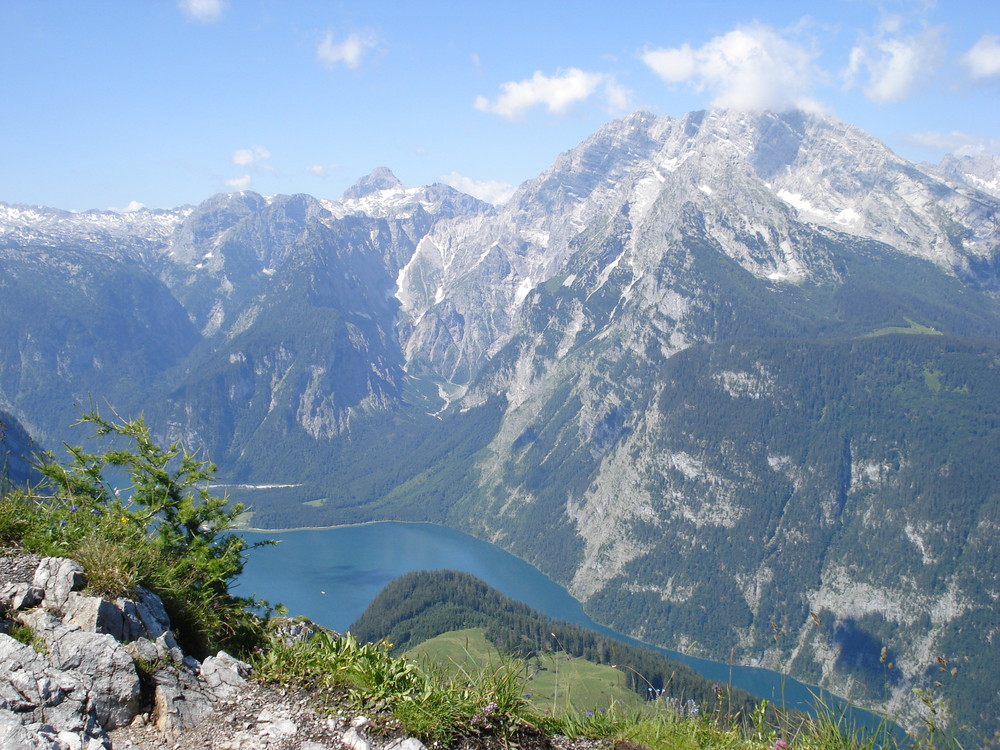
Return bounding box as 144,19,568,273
235,520,898,738
238,517,445,534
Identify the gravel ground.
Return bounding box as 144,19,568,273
105,681,608,750
107,682,360,750
0,545,41,589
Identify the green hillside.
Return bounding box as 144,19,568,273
349,569,772,721
407,627,648,715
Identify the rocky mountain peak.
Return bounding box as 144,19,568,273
342,167,403,200
936,152,1000,199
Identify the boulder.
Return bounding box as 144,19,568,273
341,727,371,750
0,633,110,749
268,616,318,645
124,636,163,664
257,707,298,737
32,558,86,612
0,710,51,750
0,582,44,612
151,666,215,736
1,556,256,746
200,652,251,702
40,622,141,730
62,584,174,645
132,585,171,638
157,630,184,663
63,593,133,640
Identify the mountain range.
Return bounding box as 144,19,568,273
1,109,999,742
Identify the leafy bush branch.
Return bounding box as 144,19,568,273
0,409,269,657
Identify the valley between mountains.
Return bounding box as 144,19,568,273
1,109,999,742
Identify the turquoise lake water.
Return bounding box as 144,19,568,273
238,521,895,734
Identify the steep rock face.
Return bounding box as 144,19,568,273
396,112,672,383
935,152,1000,199
155,192,407,455
341,166,403,199
153,179,490,462
397,111,1000,389
565,339,999,730
446,310,1000,737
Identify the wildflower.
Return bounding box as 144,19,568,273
774,740,789,750
59,519,68,526
90,508,102,515
69,505,78,512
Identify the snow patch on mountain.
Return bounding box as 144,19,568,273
0,201,188,252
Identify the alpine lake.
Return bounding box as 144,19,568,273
238,521,896,736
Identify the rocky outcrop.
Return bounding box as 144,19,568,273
0,552,439,750
0,555,249,749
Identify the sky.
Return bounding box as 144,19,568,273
1,0,999,211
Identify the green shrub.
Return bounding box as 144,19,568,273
1,409,270,657
0,491,44,547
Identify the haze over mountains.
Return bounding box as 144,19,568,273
1,109,999,740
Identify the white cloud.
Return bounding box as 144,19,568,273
643,45,697,83
908,131,1000,156
307,163,340,178
232,145,271,169
178,0,225,24
475,68,627,119
109,200,145,213
225,175,252,190
603,79,631,111
642,25,821,112
845,16,944,103
317,30,377,69
438,172,516,205
962,34,1000,80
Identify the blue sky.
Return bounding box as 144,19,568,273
2,0,998,211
